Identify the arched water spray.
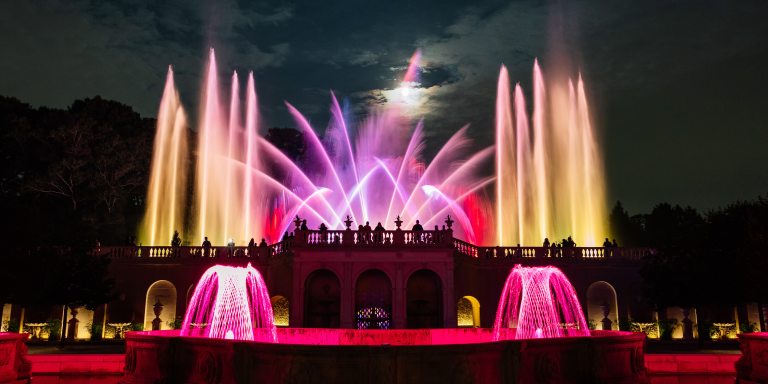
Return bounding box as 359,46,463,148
493,265,589,340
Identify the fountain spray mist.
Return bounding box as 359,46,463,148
139,67,188,246
495,60,608,246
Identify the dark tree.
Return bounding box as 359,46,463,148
0,96,154,245
0,246,115,310
609,201,646,246
640,203,707,308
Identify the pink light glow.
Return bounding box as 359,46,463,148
493,265,589,340
182,49,492,244
181,263,276,342
402,49,422,84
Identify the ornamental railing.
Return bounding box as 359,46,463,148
92,231,651,262
293,229,452,247
453,238,654,261
95,240,292,260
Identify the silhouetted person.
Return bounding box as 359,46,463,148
259,238,268,247
373,222,385,243
248,238,256,257
357,225,365,244
319,223,328,243
612,239,618,248
226,238,235,257
603,238,611,247
364,221,372,243
542,237,550,257
202,236,212,257
412,220,423,243
300,219,308,231
171,231,182,251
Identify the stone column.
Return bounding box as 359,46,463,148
340,263,354,328
682,308,694,340
393,263,406,329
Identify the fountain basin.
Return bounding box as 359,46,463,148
736,332,768,383
0,333,30,384
120,329,647,384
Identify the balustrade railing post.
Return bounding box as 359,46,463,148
393,229,405,245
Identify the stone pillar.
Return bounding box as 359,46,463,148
682,308,694,340
393,263,406,329
152,299,164,331
340,263,354,328
393,216,404,245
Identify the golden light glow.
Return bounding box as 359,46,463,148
271,296,289,327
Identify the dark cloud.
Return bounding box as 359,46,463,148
1,0,767,213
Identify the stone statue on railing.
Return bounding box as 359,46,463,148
343,215,354,245
444,216,454,244
293,215,305,245
393,216,405,245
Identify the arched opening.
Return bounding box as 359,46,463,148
457,296,481,328
355,269,392,329
406,269,442,328
186,284,195,305
271,295,289,327
304,269,340,327
586,281,619,331
144,280,177,331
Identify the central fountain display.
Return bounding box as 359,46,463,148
120,50,644,383
139,49,607,248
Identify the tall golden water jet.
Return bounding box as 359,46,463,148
495,61,608,246
139,67,188,246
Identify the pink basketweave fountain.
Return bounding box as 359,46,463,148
494,265,590,340
120,264,648,384
180,263,276,342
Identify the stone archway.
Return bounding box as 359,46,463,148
406,269,442,329
355,269,392,329
457,296,481,328
304,269,341,328
587,281,619,331
144,280,177,331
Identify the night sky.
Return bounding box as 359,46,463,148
1,0,767,214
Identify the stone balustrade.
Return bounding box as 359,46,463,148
90,229,651,262
294,228,452,247
453,238,654,261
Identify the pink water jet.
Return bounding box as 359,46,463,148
493,264,589,340
181,263,276,342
